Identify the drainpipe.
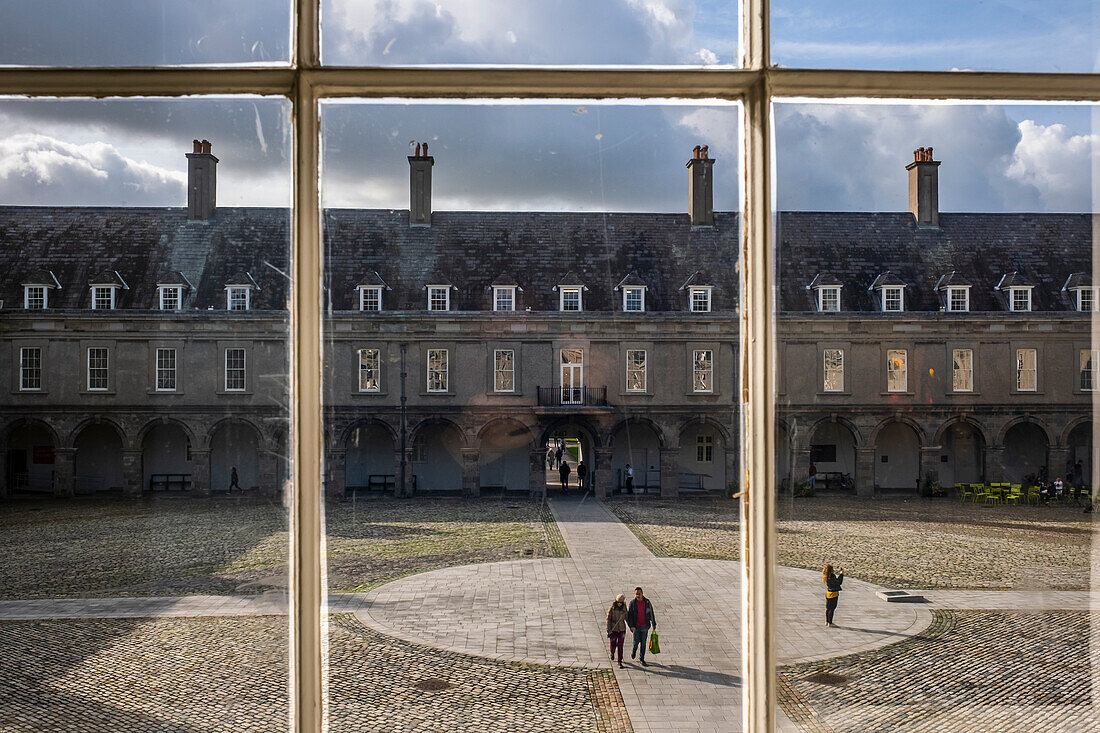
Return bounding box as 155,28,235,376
400,343,408,497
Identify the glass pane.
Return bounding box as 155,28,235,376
321,0,739,66
774,100,1097,729
772,0,1098,72
0,97,292,728
321,100,741,729
0,0,291,66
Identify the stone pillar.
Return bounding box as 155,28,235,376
984,445,1005,483
725,448,738,498
53,448,76,498
1047,446,1071,481
326,449,346,500
462,449,480,497
122,449,143,497
660,448,679,498
855,447,875,497
190,449,210,496
529,449,546,499
259,448,279,499
594,447,612,500
397,448,414,497
792,435,812,491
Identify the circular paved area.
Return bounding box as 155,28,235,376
356,557,933,670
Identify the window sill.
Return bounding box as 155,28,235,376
880,391,915,396
818,390,851,396
80,390,115,396
352,389,388,397
420,391,456,397
148,389,184,396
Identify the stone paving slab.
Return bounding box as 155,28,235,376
903,589,1100,611
0,593,372,620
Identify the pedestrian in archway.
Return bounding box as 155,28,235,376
229,466,241,492
624,463,634,493
555,442,564,469
577,460,588,491
547,447,554,469
606,593,628,669
559,460,571,492
823,564,844,627
627,586,656,666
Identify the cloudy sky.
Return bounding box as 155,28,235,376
0,1,1095,212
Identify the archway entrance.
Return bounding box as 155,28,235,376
74,423,123,493
1066,422,1092,485
210,421,262,492
141,423,192,491
479,421,533,494
411,421,464,494
5,423,56,493
941,422,984,487
874,422,920,493
345,422,396,494
610,421,662,495
808,421,857,492
679,422,726,494
1003,421,1048,484
540,421,598,495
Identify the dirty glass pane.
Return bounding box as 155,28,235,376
772,0,1098,72
320,99,742,730
0,0,290,66
774,100,1098,731
321,0,739,66
0,97,292,731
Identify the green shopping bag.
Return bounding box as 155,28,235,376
648,630,661,654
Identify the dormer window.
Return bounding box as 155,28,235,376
494,286,516,312
227,286,251,311
689,287,712,313
359,286,382,311
623,286,645,312
24,285,46,310
882,286,904,312
946,287,969,312
159,286,183,311
1008,287,1032,312
91,286,117,310
1078,288,1096,312
560,287,582,311
817,286,841,312
427,285,450,311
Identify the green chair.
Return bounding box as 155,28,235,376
956,483,971,502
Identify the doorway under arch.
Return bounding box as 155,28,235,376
345,422,396,493
74,423,124,493
5,422,57,493
411,421,464,493
610,420,663,494
141,423,192,492
1002,421,1048,484
808,421,857,492
479,421,533,493
873,422,920,492
210,421,261,492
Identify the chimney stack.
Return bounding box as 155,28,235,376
906,146,939,228
186,139,218,220
686,144,715,228
408,141,434,227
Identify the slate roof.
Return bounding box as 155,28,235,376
356,271,390,289
994,271,1034,289
868,271,906,289
615,272,647,289
88,270,129,288
1063,273,1092,290
156,270,194,289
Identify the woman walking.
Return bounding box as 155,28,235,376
606,593,628,668
823,564,844,627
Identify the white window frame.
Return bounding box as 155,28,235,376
882,286,904,312
1016,348,1037,392
823,348,843,392
156,347,177,392
623,286,645,312
817,286,840,312
689,286,712,313
427,348,449,392
493,349,515,392
692,349,713,393
358,348,380,392
359,287,382,312
19,346,41,391
493,287,516,312
226,286,251,311
91,286,116,310
427,286,450,312
626,349,647,392
1075,287,1096,313
23,285,46,310
952,348,973,393
1081,349,1098,392
696,434,713,463
86,347,109,391
946,286,970,312
159,286,182,311
1008,287,1032,312
559,287,582,312
887,349,908,393
224,348,246,391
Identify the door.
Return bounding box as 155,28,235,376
560,348,583,404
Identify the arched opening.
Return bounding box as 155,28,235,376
873,422,921,493
74,423,123,493
610,421,662,494
141,423,192,492
808,421,857,492
411,421,463,493
776,424,792,492
479,421,533,493
539,420,599,495
1003,421,1049,484
5,423,57,493
345,422,396,494
679,422,726,493
210,421,261,492
941,422,985,488
1066,422,1092,485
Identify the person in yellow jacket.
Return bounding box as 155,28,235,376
823,564,844,627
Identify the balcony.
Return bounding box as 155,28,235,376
536,386,609,408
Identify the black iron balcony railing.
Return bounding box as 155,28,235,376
537,385,608,407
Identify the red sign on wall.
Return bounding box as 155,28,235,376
32,446,54,464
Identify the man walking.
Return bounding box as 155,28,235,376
559,460,571,492
627,586,656,667
229,466,241,492
555,442,564,469
576,460,588,492
624,463,634,493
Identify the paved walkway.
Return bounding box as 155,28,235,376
0,593,368,620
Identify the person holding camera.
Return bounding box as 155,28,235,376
823,564,844,627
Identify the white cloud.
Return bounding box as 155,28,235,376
1006,120,1097,212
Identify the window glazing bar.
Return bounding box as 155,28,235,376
770,68,1100,101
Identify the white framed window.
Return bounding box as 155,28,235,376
427,286,450,311
359,287,382,311
23,285,46,310
623,286,645,312
693,349,713,393
227,286,251,311
817,286,840,312
1009,287,1032,312
559,288,581,311
159,286,182,311
19,347,41,391
224,348,246,391
626,349,646,392
887,349,907,392
156,348,177,392
494,349,515,392
1016,348,1037,392
86,347,108,391
91,286,116,310
560,347,584,404
1076,288,1095,312
493,287,516,312
882,287,904,312
689,287,711,312
952,348,973,392
696,434,713,463
823,348,843,392
947,287,969,312
427,348,448,392
358,348,380,392
1081,349,1098,392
